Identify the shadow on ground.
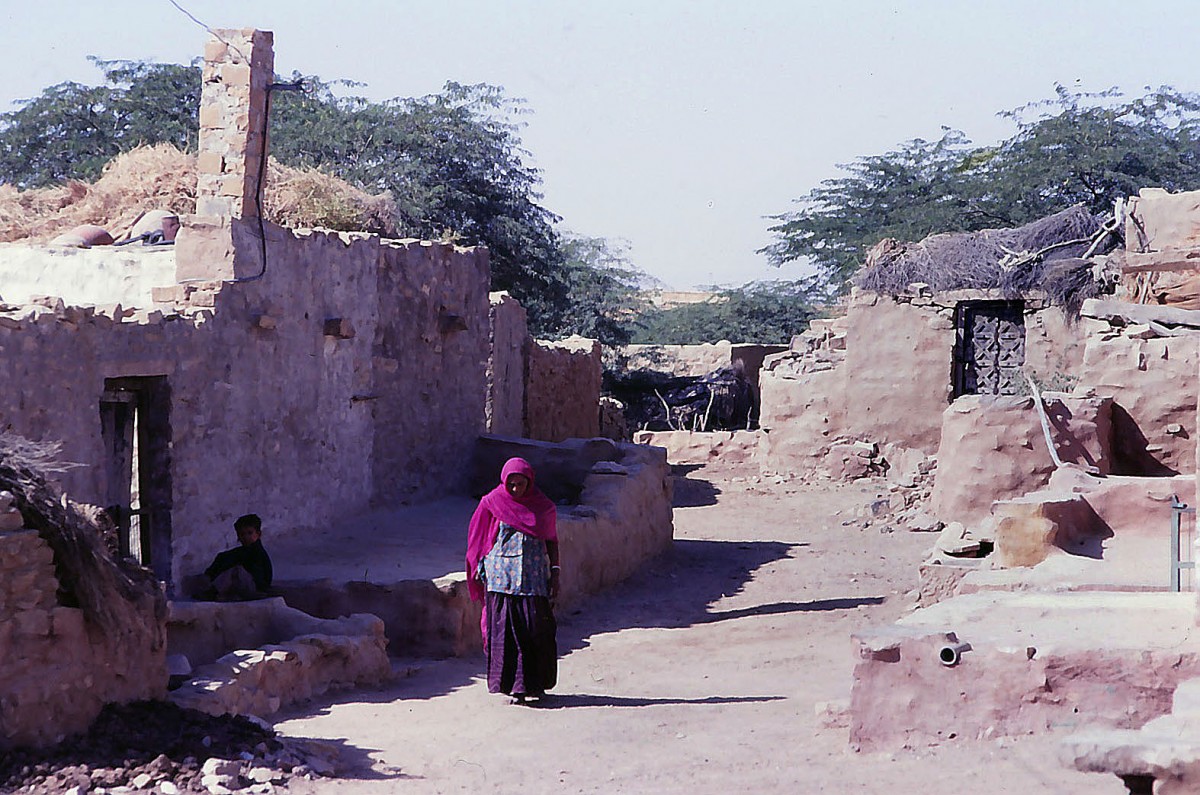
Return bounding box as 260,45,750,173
528,693,786,709
274,470,887,738
671,463,721,507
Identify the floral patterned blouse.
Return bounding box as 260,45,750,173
479,522,551,597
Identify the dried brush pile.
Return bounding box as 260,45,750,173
856,205,1119,315
0,144,400,243
0,433,163,637
607,365,756,433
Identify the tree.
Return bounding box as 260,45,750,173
763,86,1200,297
0,62,588,336
0,59,199,187
532,234,646,345
632,280,818,345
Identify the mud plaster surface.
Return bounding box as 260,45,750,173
274,463,1123,794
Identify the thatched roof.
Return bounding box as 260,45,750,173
856,205,1119,314
0,433,164,637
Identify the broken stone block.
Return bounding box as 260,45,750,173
907,511,942,533
994,513,1060,568
935,521,981,556
827,444,873,480
1125,323,1157,339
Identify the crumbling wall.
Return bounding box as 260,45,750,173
524,336,601,442
758,289,1088,475
0,521,165,748
167,599,389,718
1076,301,1199,475
1126,187,1200,255
486,291,526,437
0,221,490,591
619,342,787,413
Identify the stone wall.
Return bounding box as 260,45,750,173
1076,303,1199,475
619,342,787,410
1126,187,1200,255
0,520,165,749
195,29,273,219
486,292,526,437
0,220,490,591
632,429,762,466
167,599,390,718
484,294,602,443
758,290,1087,474
525,336,602,442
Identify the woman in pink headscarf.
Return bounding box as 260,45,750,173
466,457,560,704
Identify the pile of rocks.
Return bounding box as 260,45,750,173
761,315,849,380
0,701,343,794
824,440,941,534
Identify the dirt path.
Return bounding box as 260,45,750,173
276,463,1123,794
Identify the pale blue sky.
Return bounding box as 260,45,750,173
1,1,1197,288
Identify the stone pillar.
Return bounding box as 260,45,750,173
196,29,274,218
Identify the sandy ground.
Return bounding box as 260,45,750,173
275,463,1125,794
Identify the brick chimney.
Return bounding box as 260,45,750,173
195,29,274,218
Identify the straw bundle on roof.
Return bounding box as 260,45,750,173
0,144,400,243
856,205,1119,314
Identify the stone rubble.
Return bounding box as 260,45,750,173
0,701,344,794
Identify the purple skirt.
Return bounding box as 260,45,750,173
485,591,557,696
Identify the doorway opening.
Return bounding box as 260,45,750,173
100,376,172,584
952,301,1026,399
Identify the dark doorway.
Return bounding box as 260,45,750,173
100,377,172,584
952,301,1026,399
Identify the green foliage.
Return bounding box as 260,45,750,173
632,280,818,345
529,234,645,344
763,85,1200,297
267,78,564,314
0,62,589,337
0,59,200,187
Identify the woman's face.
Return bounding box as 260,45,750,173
505,473,531,498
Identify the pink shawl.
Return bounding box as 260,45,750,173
465,457,557,602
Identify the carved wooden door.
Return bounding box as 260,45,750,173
953,301,1025,398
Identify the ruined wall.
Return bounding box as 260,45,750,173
758,290,1088,473
1126,187,1200,255
620,341,787,403
0,521,164,748
841,291,956,453
0,221,490,590
195,29,273,219
622,342,733,375
1075,312,1199,476
524,336,602,442
486,291,527,437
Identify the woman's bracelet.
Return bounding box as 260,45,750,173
551,565,561,571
